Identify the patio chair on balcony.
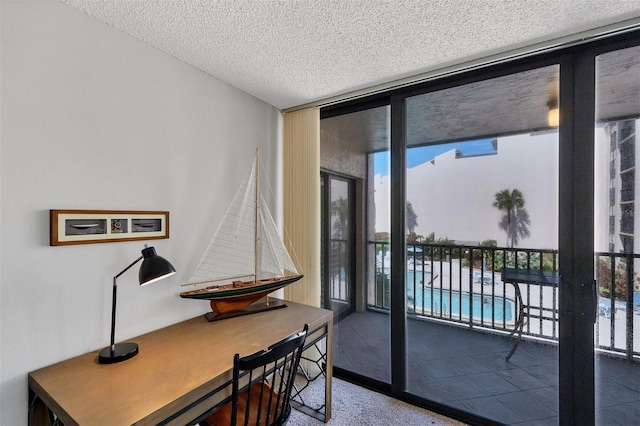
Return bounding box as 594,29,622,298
599,303,612,319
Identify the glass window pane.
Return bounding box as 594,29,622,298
328,177,352,317
594,45,640,426
321,105,391,384
404,65,560,424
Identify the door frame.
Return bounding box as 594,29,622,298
560,35,640,424
320,171,357,321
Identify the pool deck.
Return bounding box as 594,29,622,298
333,310,640,425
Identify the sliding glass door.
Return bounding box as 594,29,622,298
321,172,356,320
401,64,560,424
320,30,640,426
593,44,640,425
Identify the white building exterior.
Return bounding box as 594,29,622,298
594,119,640,294
375,119,640,259
374,132,559,249
594,120,639,255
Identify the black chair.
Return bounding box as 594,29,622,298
204,324,309,426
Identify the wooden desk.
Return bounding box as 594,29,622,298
501,268,559,361
28,300,332,425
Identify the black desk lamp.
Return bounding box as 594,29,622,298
98,245,176,364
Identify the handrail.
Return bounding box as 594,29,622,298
367,241,638,360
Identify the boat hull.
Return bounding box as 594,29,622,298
180,275,303,314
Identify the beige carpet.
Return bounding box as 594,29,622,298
288,377,467,425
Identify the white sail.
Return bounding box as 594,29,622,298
185,152,298,287
259,194,298,278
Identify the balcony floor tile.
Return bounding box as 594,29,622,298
333,310,640,424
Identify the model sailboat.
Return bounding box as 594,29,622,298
180,150,303,320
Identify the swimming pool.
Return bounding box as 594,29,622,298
406,272,515,323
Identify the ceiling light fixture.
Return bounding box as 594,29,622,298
547,99,559,127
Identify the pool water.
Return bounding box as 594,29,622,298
406,271,514,322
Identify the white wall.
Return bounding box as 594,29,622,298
0,1,283,424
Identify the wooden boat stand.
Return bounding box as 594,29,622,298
204,298,287,322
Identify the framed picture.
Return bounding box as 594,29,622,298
50,210,169,246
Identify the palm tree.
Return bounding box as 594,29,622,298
493,189,531,248
330,197,349,239
406,201,418,236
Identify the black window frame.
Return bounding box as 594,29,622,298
321,28,640,426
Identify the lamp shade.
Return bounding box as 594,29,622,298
139,246,176,286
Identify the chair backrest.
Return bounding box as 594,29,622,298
229,323,309,426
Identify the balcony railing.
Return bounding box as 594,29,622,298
368,241,639,360
326,238,350,305
595,251,640,360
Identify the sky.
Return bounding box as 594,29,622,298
374,138,496,176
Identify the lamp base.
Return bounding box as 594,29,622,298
98,342,139,364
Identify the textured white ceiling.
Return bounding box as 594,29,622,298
61,0,640,110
